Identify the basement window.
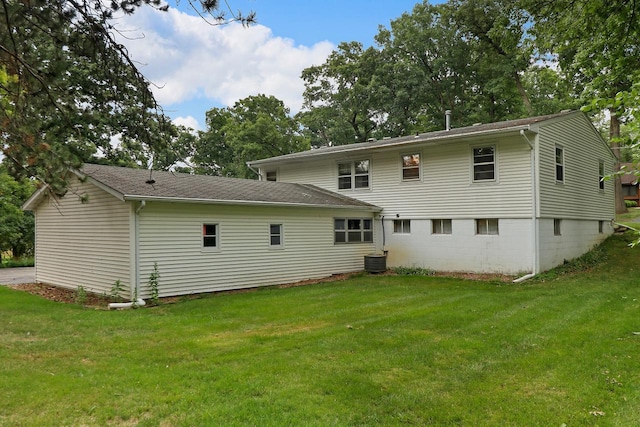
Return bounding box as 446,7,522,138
554,219,562,236
203,224,218,248
476,218,499,235
335,218,373,243
432,219,452,235
393,219,411,234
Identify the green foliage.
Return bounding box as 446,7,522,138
0,166,36,258
392,266,435,276
194,95,310,178
148,262,160,305
109,280,126,302
74,286,87,306
0,257,34,268
625,200,638,208
534,243,607,281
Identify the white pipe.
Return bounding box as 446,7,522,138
520,129,540,276
109,299,146,310
512,273,536,283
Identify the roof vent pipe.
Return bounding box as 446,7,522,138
445,110,452,131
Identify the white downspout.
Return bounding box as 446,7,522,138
514,130,539,283
109,201,146,309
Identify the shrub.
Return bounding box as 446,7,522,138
625,200,638,208
392,266,434,276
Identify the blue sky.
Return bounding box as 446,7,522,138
116,0,431,130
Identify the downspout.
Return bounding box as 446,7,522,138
109,201,146,309
514,129,538,283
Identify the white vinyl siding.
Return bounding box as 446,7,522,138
276,135,533,218
137,203,375,298
32,177,131,295
537,114,615,219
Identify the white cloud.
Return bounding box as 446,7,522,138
172,116,201,131
114,8,334,115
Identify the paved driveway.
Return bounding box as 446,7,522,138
0,267,35,285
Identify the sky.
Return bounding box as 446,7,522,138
114,0,431,131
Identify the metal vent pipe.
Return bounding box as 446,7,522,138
445,110,452,131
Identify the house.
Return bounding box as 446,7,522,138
621,163,640,206
22,164,380,299
249,110,616,277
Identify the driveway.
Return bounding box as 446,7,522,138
0,267,35,285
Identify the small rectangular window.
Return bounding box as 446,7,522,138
598,161,605,190
554,219,562,236
476,218,498,235
473,146,495,181
555,146,564,182
432,219,452,235
337,160,370,189
335,218,373,243
269,224,283,247
401,154,420,181
203,224,218,248
266,170,277,182
598,220,604,234
393,219,411,234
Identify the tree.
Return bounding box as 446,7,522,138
0,166,35,258
194,95,310,178
1,1,254,193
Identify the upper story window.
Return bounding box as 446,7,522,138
265,170,277,182
401,154,420,181
598,160,605,190
203,224,218,249
555,145,565,182
473,146,495,181
334,218,373,243
338,160,370,190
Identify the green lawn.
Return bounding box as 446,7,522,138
2,234,640,426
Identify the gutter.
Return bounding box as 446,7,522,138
513,129,539,283
245,162,262,179
109,200,146,309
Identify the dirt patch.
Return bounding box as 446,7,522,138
7,271,515,309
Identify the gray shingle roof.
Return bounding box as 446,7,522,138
250,110,579,166
79,164,379,210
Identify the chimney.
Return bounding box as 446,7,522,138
445,110,452,131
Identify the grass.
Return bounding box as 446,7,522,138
2,234,640,426
616,207,640,228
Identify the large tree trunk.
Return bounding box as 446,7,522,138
609,112,627,214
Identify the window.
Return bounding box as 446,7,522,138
476,218,499,235
338,160,370,190
270,224,283,247
623,184,638,197
432,219,452,235
401,154,420,181
393,219,411,234
334,218,373,243
203,224,218,248
555,146,564,182
554,219,562,236
598,160,605,190
599,220,604,234
266,170,277,182
473,146,495,181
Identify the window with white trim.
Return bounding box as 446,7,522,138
334,218,373,243
598,160,605,190
393,219,411,234
555,145,564,182
432,219,452,235
476,218,498,235
338,160,370,190
473,146,495,181
202,224,218,248
401,154,420,181
270,224,283,247
266,170,277,182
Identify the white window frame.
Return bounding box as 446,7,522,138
393,219,411,234
334,218,373,244
555,145,565,183
472,145,496,182
269,223,283,248
401,153,421,181
432,219,452,235
202,223,219,251
337,160,370,190
265,170,278,182
475,218,499,235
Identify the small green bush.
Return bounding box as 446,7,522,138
625,200,638,208
0,257,34,268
